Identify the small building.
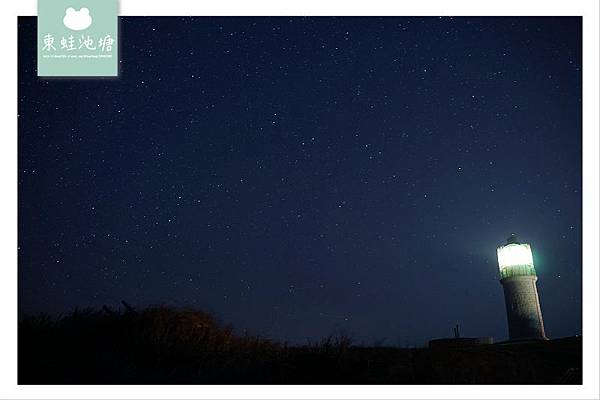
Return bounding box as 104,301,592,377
428,337,494,349
428,324,493,349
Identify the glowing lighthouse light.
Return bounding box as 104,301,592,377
497,242,535,279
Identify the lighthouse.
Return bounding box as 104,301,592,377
497,234,548,341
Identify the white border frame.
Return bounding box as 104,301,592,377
1,0,598,399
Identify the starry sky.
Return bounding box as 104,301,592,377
18,17,582,345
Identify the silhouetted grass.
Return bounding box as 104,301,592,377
18,305,581,384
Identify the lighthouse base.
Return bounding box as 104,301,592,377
500,275,547,341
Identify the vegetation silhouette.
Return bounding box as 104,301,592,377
19,304,581,384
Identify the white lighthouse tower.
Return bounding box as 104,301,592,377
497,234,548,341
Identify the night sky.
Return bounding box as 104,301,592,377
18,17,581,345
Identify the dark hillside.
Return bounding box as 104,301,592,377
18,306,581,384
